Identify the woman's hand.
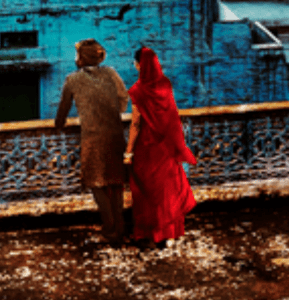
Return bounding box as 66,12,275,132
123,152,133,164
123,157,132,164
125,105,140,164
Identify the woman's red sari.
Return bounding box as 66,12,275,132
128,48,197,243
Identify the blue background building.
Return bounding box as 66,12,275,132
0,0,288,122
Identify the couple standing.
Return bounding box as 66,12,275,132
55,38,197,248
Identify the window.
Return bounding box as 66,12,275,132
0,31,38,49
0,72,39,122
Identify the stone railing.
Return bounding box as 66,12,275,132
1,101,289,214
181,101,289,201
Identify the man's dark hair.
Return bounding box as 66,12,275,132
134,47,143,63
75,38,106,66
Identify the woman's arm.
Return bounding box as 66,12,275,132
124,104,141,164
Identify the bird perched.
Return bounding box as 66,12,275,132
16,14,31,24
103,4,133,21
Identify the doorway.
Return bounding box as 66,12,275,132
0,72,39,122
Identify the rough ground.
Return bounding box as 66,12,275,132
0,195,289,300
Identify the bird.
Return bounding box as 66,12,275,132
16,14,31,24
103,4,133,21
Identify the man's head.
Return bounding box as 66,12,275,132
75,38,106,68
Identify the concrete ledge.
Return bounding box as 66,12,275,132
193,178,289,202
1,100,289,132
1,178,288,217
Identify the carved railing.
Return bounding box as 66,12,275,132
1,101,289,207
182,101,289,201
182,102,289,184
0,119,82,203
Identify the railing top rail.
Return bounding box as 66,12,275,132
0,100,289,132
178,100,289,117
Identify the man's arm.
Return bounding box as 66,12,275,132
108,68,129,113
55,77,73,129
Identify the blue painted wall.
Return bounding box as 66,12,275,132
0,0,288,121
210,20,289,106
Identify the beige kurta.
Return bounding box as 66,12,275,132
55,66,129,188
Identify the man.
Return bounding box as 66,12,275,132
55,38,129,242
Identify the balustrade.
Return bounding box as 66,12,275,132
1,101,289,207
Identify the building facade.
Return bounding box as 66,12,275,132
223,0,289,64
0,0,288,122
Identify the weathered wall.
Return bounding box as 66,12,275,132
0,0,288,121
210,20,289,106
0,0,222,119
0,0,203,119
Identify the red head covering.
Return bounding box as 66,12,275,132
128,47,197,165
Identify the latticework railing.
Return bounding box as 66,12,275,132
1,101,289,205
183,109,289,186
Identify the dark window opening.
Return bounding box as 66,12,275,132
268,26,289,35
267,27,279,37
0,72,39,122
0,31,38,49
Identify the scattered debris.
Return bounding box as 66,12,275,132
0,200,289,299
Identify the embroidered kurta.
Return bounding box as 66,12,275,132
55,66,129,188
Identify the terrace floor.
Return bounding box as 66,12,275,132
0,195,289,299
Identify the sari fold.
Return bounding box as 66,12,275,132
129,48,197,243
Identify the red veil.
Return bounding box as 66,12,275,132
128,48,197,243
129,48,197,165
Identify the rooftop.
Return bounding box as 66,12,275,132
221,1,289,62
222,1,289,25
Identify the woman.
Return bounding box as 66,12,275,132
124,47,197,248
